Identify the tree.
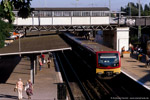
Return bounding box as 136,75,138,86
0,19,12,48
0,0,32,48
143,4,150,16
1,0,32,23
121,2,150,16
120,2,139,16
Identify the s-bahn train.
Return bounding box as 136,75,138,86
96,51,121,77
63,33,121,78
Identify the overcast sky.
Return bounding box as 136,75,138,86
31,0,150,11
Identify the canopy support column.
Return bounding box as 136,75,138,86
29,54,36,84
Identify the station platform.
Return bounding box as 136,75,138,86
121,54,150,91
0,55,63,100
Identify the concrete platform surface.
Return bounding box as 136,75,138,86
121,56,150,91
0,55,62,100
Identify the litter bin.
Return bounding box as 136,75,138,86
57,83,66,100
138,54,142,61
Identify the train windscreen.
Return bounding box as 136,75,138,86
98,53,119,67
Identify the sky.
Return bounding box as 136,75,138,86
31,0,150,11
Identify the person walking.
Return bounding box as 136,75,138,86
41,54,45,64
47,57,51,68
146,54,150,68
38,56,42,71
25,79,33,99
16,78,23,100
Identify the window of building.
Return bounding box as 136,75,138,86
73,11,82,16
82,11,90,16
63,11,72,16
92,11,100,16
54,11,63,16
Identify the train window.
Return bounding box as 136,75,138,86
98,53,119,67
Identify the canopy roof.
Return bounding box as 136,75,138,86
0,35,71,56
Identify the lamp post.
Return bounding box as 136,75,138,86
19,33,21,52
138,0,141,40
138,0,141,18
109,0,111,24
109,0,111,12
129,2,131,16
18,32,21,57
76,0,79,7
32,13,34,26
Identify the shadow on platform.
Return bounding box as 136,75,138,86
138,70,150,84
0,56,21,83
0,94,18,99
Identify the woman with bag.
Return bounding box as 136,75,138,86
25,79,33,99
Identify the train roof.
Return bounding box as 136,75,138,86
13,7,109,11
65,33,115,53
81,41,115,52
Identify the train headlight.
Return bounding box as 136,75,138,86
98,72,102,75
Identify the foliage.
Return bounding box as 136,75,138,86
0,19,13,48
121,2,150,16
0,0,32,48
1,0,32,23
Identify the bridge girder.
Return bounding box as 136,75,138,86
14,25,118,32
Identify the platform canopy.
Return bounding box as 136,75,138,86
0,35,71,56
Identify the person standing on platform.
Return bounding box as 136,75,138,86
47,57,51,68
25,79,33,99
49,52,53,59
121,46,125,57
41,54,45,64
38,56,42,71
129,43,133,53
121,46,125,52
146,54,150,68
16,78,23,100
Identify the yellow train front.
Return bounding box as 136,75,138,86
96,51,121,78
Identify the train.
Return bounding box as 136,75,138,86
62,32,121,78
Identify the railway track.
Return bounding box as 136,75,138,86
55,51,88,100
59,33,150,99
63,50,114,99
62,50,150,99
